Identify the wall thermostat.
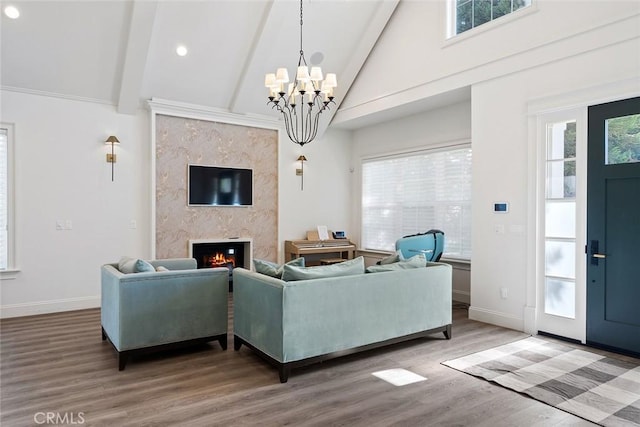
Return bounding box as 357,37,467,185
494,202,509,213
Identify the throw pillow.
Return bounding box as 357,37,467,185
134,259,155,273
254,257,305,278
118,256,137,274
281,256,365,281
379,252,400,265
117,256,155,273
376,250,405,265
366,253,426,273
155,265,169,272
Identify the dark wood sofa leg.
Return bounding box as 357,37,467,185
233,335,242,351
279,365,290,383
218,335,228,351
101,327,107,341
118,353,127,371
443,324,452,340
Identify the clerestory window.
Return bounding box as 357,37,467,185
450,0,532,37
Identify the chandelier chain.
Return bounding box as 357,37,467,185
299,0,304,56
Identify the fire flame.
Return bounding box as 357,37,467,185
207,252,235,268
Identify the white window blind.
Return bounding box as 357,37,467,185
362,146,472,260
0,128,8,269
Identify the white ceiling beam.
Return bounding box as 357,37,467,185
117,1,158,114
228,0,276,113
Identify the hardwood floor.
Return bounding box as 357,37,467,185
1,299,607,426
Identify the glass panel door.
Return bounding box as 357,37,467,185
544,120,576,319
537,109,587,343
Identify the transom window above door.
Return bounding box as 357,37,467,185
604,113,640,165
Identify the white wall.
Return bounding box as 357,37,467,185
0,90,150,317
278,127,353,261
338,0,640,124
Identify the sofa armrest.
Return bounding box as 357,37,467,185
232,268,285,361
101,265,123,348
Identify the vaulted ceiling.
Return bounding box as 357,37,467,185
1,0,400,132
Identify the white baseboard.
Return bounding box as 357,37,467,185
469,305,524,332
523,305,537,335
452,289,470,304
0,296,100,319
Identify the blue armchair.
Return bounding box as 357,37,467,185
101,258,229,370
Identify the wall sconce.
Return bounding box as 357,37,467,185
105,135,120,181
296,155,307,190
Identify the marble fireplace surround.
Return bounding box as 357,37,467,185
154,113,278,262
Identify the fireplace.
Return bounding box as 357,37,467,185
189,239,252,291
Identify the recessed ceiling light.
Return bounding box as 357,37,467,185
176,45,188,57
4,5,20,19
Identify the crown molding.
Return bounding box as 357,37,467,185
0,85,115,106
147,98,282,131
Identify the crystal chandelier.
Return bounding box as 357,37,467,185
264,0,337,147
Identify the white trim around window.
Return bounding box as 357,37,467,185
0,123,18,279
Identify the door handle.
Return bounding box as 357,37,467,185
590,240,606,265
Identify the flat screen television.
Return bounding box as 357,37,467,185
188,164,253,206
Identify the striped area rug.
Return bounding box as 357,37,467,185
442,337,640,426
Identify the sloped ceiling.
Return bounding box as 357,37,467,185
1,0,400,133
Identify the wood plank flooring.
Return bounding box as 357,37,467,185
1,299,625,426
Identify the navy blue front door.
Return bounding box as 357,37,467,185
586,96,640,356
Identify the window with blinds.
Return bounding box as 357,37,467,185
361,145,472,260
0,128,8,269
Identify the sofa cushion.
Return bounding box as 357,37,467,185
282,256,365,281
254,257,305,278
366,253,426,273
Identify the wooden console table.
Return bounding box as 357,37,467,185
284,239,357,262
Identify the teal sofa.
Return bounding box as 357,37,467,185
233,261,452,382
101,258,229,370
